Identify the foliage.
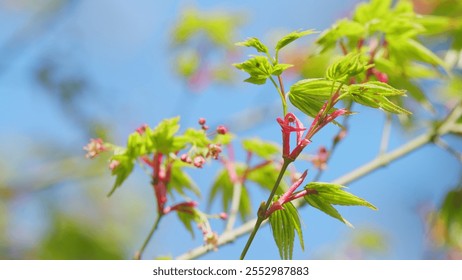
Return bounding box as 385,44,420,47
79,0,462,260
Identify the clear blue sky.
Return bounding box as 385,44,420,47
1,0,460,260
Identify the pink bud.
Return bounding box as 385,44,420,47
180,154,188,162
202,125,209,131
216,125,228,135
207,144,222,160
193,156,205,168
83,138,106,159
198,118,206,126
136,124,148,135
109,160,120,171
219,212,228,220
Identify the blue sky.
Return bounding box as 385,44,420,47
1,0,461,260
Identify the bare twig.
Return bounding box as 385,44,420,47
379,113,392,155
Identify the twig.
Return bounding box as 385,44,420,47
434,137,462,162
175,102,462,260
134,214,163,260
225,182,242,232
379,113,392,155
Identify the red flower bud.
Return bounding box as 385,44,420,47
198,118,206,125
216,125,228,135
193,156,205,168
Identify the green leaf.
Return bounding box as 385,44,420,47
289,91,333,118
213,133,234,146
326,53,370,82
269,201,304,259
275,29,316,52
416,15,455,35
272,63,293,76
239,185,253,220
208,165,252,220
241,138,280,160
316,19,366,52
353,0,392,24
347,83,411,115
305,195,352,227
148,117,183,154
233,55,273,85
107,154,134,196
377,96,412,115
182,128,210,147
305,182,377,209
175,50,200,78
290,78,346,99
169,161,201,199
304,182,377,227
177,210,200,238
348,81,406,97
247,163,288,194
236,37,269,54
388,38,448,71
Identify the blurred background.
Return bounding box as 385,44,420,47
1,0,461,260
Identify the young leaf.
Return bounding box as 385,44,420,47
247,163,288,194
316,19,366,52
241,138,280,160
326,53,370,82
304,182,377,227
348,81,406,97
304,195,352,227
271,63,293,76
182,128,210,147
275,29,316,52
208,165,252,220
236,37,269,54
148,117,183,154
177,209,201,238
290,78,346,99
305,182,377,209
388,38,448,72
347,83,412,115
169,161,201,199
107,154,135,196
353,0,392,24
269,201,303,259
289,92,333,118
233,55,273,85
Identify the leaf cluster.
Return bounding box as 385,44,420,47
107,117,230,197
234,30,316,85
317,0,454,112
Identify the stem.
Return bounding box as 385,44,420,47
379,113,392,155
134,214,163,260
175,102,462,260
239,159,291,260
269,76,287,116
225,182,242,232
313,102,353,181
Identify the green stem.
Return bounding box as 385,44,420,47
134,214,163,260
240,159,291,260
269,76,287,116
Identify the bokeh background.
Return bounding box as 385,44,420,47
1,0,461,260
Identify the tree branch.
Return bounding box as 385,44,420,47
175,102,462,260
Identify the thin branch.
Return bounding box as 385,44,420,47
175,102,462,260
240,159,291,259
379,113,392,155
434,137,462,162
134,214,163,260
225,182,242,232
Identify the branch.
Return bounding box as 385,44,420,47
175,102,462,260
